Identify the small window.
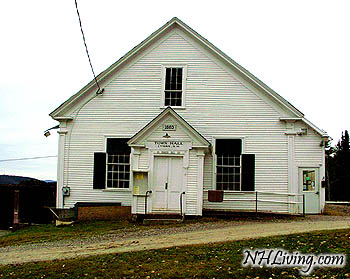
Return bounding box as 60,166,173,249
106,138,130,189
303,170,315,192
164,67,183,107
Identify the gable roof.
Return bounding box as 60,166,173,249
127,107,211,148
50,17,304,119
49,17,327,137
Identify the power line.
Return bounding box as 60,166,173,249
0,156,57,162
74,0,102,93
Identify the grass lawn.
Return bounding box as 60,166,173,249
0,215,297,247
0,220,136,247
0,229,349,278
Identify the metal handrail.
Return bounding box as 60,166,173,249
180,192,186,217
206,190,305,215
204,190,304,196
145,190,152,215
253,191,305,216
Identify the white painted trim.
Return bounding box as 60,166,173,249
50,23,176,119
129,144,145,148
160,64,188,108
55,117,74,120
56,129,67,208
320,144,326,212
103,135,132,191
211,136,246,191
102,188,131,192
196,148,205,215
127,107,211,147
287,135,296,213
302,118,328,137
280,117,328,137
280,117,302,122
51,17,308,122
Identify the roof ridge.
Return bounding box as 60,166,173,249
50,17,305,119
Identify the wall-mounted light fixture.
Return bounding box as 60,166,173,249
163,133,171,138
44,125,60,137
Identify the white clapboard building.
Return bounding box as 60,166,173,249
50,17,328,217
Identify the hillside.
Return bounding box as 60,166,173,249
0,175,55,185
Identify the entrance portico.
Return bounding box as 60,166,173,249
127,107,210,216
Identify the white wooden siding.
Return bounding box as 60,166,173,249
60,28,322,213
186,149,200,215
294,122,323,167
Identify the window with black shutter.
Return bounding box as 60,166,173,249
93,138,130,189
215,139,242,191
215,139,255,191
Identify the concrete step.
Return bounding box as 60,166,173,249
143,218,183,225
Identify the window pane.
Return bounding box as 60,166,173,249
165,68,171,90
216,139,242,156
216,153,241,191
303,170,315,191
106,138,130,189
164,68,183,107
177,68,182,90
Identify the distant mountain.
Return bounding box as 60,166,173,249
0,175,56,185
44,180,56,183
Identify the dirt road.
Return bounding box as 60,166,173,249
1,216,349,265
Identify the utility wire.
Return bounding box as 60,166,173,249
0,156,57,162
74,0,101,93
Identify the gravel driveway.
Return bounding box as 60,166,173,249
1,215,349,265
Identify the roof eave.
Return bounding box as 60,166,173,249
51,17,305,119
50,18,179,118
173,18,304,117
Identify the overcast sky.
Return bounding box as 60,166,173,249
1,0,349,180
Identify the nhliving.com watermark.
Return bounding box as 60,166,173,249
242,248,346,275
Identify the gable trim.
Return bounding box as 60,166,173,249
50,17,305,120
280,117,328,137
127,107,211,147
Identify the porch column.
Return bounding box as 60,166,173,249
196,148,205,215
283,119,298,214
57,128,68,208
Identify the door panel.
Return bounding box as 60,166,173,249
153,157,168,209
152,156,183,211
168,157,183,210
299,168,320,214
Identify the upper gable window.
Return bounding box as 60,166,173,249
162,66,187,108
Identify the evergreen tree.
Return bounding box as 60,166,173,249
325,139,335,201
329,130,350,201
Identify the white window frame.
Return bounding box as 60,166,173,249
160,64,187,109
216,154,241,191
212,136,245,192
106,154,130,189
103,136,131,191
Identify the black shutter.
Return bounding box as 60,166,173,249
241,154,255,191
93,152,106,189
